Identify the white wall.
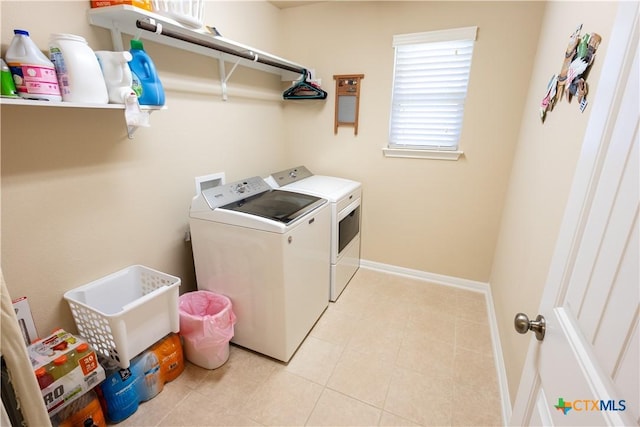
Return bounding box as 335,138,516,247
1,1,290,335
279,1,546,282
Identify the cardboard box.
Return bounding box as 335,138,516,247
12,296,38,345
90,0,152,11
28,330,105,416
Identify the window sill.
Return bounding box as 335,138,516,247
382,147,463,160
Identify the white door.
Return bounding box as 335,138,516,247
510,2,639,426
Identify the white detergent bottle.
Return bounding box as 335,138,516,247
49,33,108,104
5,29,61,101
95,51,136,104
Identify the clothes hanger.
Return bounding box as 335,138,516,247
283,70,327,100
283,70,327,99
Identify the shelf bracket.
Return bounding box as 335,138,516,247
127,124,137,139
126,119,147,139
218,57,243,101
125,111,151,139
108,21,125,52
124,96,152,139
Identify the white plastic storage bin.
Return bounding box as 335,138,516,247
64,265,180,369
151,0,204,29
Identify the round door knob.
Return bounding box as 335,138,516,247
514,313,546,341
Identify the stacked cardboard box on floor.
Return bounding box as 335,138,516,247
28,329,105,416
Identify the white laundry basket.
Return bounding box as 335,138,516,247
152,0,204,29
64,265,180,369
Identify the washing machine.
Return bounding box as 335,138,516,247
267,166,361,301
189,176,330,362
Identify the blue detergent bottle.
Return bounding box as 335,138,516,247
128,39,165,106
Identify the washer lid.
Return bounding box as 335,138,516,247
220,190,326,225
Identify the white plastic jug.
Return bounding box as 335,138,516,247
49,33,108,104
95,51,136,104
5,29,61,101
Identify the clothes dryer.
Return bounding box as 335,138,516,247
268,166,361,301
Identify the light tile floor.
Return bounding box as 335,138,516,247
114,268,503,426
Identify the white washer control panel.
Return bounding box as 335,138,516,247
202,176,271,209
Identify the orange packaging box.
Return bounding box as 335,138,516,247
90,0,152,11
28,329,105,416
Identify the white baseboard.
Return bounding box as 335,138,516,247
359,260,512,425
360,259,488,292
484,284,513,425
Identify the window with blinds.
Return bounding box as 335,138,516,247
388,27,477,156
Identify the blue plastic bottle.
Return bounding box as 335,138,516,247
130,350,162,402
128,39,165,106
99,359,139,423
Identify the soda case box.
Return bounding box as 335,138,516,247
90,0,152,11
28,329,105,416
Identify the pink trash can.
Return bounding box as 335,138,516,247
178,291,236,369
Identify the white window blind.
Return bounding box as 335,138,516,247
389,27,477,152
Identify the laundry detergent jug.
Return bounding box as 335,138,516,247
95,50,136,104
128,39,165,106
49,33,108,104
